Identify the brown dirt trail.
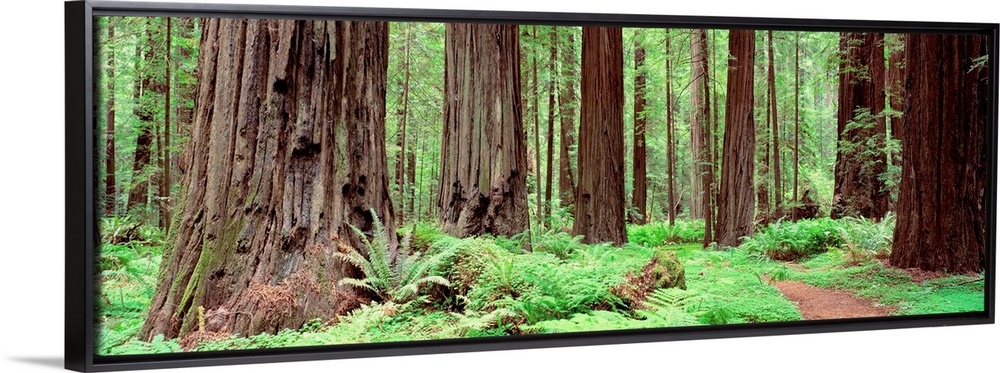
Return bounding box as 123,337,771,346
771,280,897,320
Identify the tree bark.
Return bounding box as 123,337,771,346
631,30,648,224
699,30,713,247
889,34,987,273
104,22,117,216
140,19,395,341
832,32,888,219
558,28,578,210
715,30,756,249
544,27,557,227
437,23,529,237
573,27,627,245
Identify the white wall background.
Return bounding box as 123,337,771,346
0,0,996,372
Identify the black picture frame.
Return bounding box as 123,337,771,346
65,1,998,371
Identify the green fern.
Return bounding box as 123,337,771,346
636,288,702,327
335,209,451,303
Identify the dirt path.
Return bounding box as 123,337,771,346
771,280,897,320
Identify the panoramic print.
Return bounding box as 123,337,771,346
92,16,988,355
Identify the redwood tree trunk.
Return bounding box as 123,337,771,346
631,31,648,224
140,19,395,341
573,27,626,245
715,30,756,249
832,32,888,219
558,28,578,210
437,23,528,237
889,34,987,273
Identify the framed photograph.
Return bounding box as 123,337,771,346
66,0,997,371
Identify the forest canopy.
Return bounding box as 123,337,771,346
92,16,989,355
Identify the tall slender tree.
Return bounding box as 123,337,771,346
715,29,756,248
664,29,677,226
558,28,578,210
438,23,528,237
544,27,557,226
767,30,782,218
631,30,648,224
531,26,543,228
140,19,395,341
573,27,626,245
159,17,173,230
396,23,412,223
127,20,155,215
792,32,800,221
689,29,707,220
104,21,117,216
889,34,987,273
832,32,888,219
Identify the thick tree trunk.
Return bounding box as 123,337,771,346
544,27,557,226
688,29,707,220
832,32,888,219
665,30,677,226
631,31,648,224
140,19,395,341
104,23,116,216
437,23,529,237
573,27,627,245
558,29,578,210
889,34,987,273
715,30,756,249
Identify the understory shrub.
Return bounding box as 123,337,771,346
627,220,705,247
741,218,845,260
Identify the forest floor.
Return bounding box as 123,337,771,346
95,218,987,356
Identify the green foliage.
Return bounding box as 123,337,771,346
335,210,451,303
434,236,652,331
399,221,447,252
635,288,702,326
104,334,182,355
741,218,845,260
683,248,803,323
626,220,705,247
836,212,896,265
95,223,164,355
531,230,588,260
